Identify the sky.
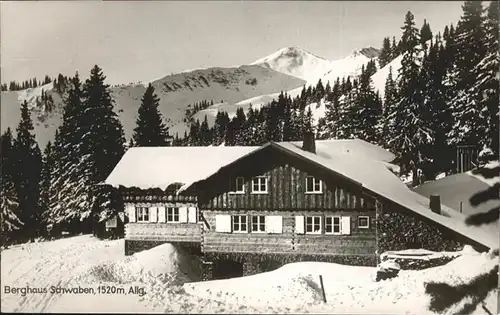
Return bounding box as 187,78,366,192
1,1,465,86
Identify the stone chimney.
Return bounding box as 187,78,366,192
302,131,316,154
429,194,441,215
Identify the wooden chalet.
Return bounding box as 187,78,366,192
105,134,497,280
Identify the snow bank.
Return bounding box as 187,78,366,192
184,248,497,314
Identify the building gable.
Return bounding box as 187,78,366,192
191,143,376,211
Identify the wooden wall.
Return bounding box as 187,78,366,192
125,223,201,242
123,198,201,243
197,148,375,211
201,209,376,256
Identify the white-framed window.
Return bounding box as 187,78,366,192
325,216,341,235
358,216,370,229
251,176,268,194
305,216,322,234
230,176,245,194
305,176,322,193
232,215,248,233
136,207,149,222
251,215,266,233
166,207,180,223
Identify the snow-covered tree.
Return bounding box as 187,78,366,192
387,11,434,182
381,66,398,147
13,101,43,239
81,65,126,232
447,1,488,148
1,128,22,245
463,0,499,153
132,83,169,147
39,141,54,233
419,19,433,48
379,37,392,68
46,74,92,235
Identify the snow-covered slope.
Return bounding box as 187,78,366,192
372,54,403,99
251,47,332,84
1,235,496,314
320,48,379,86
187,47,380,129
1,65,305,148
252,46,379,86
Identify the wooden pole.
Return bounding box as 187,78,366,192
319,275,327,303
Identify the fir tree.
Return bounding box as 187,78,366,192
463,0,499,153
13,101,43,240
132,83,169,146
199,115,211,146
1,128,22,245
379,37,392,68
422,40,453,176
39,141,54,235
420,19,433,48
388,11,434,183
74,65,126,233
447,1,488,149
391,36,398,59
82,65,126,185
189,119,201,145
47,73,92,235
233,107,247,145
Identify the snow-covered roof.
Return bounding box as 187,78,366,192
105,140,496,249
275,142,497,250
287,139,396,163
104,146,259,190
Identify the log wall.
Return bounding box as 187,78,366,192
202,209,376,257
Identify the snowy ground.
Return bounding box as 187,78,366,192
1,235,497,314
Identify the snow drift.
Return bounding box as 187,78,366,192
184,247,497,314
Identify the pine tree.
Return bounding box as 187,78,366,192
350,65,382,142
379,37,392,68
132,84,169,146
391,36,399,59
324,78,342,139
189,119,201,145
13,101,43,240
233,108,247,145
447,1,488,149
199,115,211,146
420,19,433,48
388,11,434,183
39,141,54,236
47,73,92,235
463,0,499,153
422,40,453,177
76,66,126,233
264,101,281,142
1,128,22,245
82,65,126,185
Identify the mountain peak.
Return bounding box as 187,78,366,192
250,46,331,82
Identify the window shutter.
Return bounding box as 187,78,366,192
157,206,166,223
149,207,158,222
341,216,351,235
215,214,231,232
127,205,136,223
179,207,188,223
188,207,197,223
267,215,283,234
295,216,304,234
